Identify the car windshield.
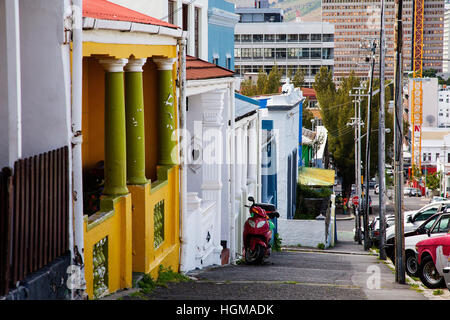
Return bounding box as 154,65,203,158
414,207,438,222
432,215,450,234
423,215,439,231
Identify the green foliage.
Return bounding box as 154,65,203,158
302,101,314,130
272,233,282,252
137,265,191,294
317,243,325,250
313,67,394,194
239,66,281,96
295,183,332,219
266,64,282,94
292,69,305,88
426,172,441,191
433,289,444,296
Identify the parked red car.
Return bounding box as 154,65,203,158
416,234,450,289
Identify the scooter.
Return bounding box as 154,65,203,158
243,196,280,264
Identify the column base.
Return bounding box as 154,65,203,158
102,186,129,196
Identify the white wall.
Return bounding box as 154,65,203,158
109,0,208,60
409,77,439,127
19,0,71,158
261,106,299,219
277,218,326,248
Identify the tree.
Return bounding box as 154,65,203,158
266,64,281,94
292,69,305,88
302,98,314,130
313,67,394,196
256,68,268,94
426,172,441,191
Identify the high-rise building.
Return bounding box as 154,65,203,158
234,7,335,87
443,1,450,74
322,0,444,82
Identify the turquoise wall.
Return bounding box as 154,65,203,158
208,0,236,71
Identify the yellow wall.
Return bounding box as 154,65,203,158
128,165,180,279
82,57,105,170
81,42,180,298
83,194,133,299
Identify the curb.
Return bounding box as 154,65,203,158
336,214,355,221
282,246,371,256
371,249,450,300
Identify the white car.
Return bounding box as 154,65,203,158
385,201,450,241
403,213,450,277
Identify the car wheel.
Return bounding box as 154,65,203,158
406,252,418,277
418,255,446,289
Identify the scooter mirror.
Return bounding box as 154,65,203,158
248,196,255,203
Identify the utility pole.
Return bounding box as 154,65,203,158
378,0,387,260
350,87,367,245
363,40,377,251
394,0,406,284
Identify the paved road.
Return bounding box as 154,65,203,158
107,187,429,302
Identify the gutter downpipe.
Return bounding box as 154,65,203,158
71,0,86,299
229,79,236,263
177,35,188,272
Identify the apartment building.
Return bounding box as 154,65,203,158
234,7,335,87
322,0,444,82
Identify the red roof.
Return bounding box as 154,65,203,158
301,87,317,99
83,0,178,29
186,56,235,81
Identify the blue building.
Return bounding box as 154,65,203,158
208,0,240,70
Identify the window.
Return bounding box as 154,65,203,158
288,48,299,59
323,34,334,42
311,34,322,42
194,7,200,57
234,48,241,58
299,34,309,42
226,57,231,70
253,34,263,42
299,48,310,59
276,34,286,42
241,34,252,42
182,3,188,31
448,152,450,163
168,0,176,24
415,208,437,222
322,48,334,59
288,34,298,42
436,153,440,161
213,57,219,65
241,48,252,59
253,48,263,59
234,34,240,42
275,48,286,59
264,34,275,42
311,48,322,59
432,216,450,233
264,48,274,59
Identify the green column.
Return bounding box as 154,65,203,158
124,59,148,185
154,58,177,165
100,59,129,196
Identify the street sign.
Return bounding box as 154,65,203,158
352,196,359,206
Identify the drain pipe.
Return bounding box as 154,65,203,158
177,36,188,272
70,0,86,299
229,79,236,263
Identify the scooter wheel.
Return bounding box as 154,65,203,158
244,244,265,265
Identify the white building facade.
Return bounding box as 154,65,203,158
234,11,334,87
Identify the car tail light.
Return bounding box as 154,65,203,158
374,231,380,236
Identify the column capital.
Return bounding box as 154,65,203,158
99,58,129,72
124,58,147,72
153,57,177,71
